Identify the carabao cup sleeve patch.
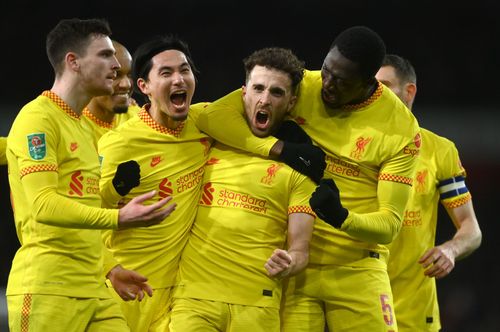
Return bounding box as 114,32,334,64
27,133,47,160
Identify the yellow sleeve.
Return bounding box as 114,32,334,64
98,130,128,208
341,180,410,244
102,241,119,276
22,170,119,229
0,136,7,165
340,134,419,244
195,89,278,156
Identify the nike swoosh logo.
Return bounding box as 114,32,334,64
299,156,311,167
150,158,162,167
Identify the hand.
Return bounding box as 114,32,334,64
107,265,153,301
112,160,141,196
279,142,326,184
118,190,177,229
419,245,456,279
309,179,348,228
265,249,293,279
274,120,312,144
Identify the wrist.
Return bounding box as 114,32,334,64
106,264,123,279
270,140,284,158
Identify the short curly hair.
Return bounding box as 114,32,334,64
330,26,386,80
243,47,305,92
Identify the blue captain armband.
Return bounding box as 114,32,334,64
438,176,468,200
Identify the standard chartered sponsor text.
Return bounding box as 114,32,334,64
216,189,268,213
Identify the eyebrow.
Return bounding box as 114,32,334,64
158,61,190,70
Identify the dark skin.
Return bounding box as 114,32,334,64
270,46,378,157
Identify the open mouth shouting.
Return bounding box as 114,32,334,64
254,109,271,130
170,90,188,110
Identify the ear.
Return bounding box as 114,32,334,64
287,95,297,113
136,78,148,95
66,52,79,72
241,85,247,96
404,82,417,106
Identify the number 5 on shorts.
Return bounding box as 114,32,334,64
379,294,394,326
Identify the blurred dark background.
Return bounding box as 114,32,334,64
1,1,499,331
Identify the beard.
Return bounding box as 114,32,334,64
113,105,129,114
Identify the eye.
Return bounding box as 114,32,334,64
253,85,264,92
270,88,285,97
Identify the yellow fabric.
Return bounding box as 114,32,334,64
108,287,172,332
81,104,141,148
6,92,117,299
174,142,316,309
170,297,280,332
99,105,212,289
7,294,128,332
195,89,278,156
293,70,418,252
282,263,397,332
198,70,420,267
0,136,7,165
387,128,468,332
191,70,419,331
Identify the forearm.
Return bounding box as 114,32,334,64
32,187,118,229
341,209,401,244
443,218,482,261
24,172,118,229
286,212,314,276
100,179,124,208
195,89,278,157
287,249,309,276
442,201,482,260
269,140,284,158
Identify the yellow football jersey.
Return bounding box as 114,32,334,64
99,104,212,288
387,128,470,331
292,70,420,266
6,91,117,299
174,143,316,308
81,104,141,148
0,136,7,165
197,70,420,267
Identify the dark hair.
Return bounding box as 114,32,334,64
46,18,112,75
382,54,417,84
243,47,305,92
132,34,198,86
330,26,386,80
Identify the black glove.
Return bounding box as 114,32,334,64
274,120,312,144
309,179,348,228
279,142,326,184
112,160,140,196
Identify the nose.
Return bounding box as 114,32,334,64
172,71,185,85
259,90,271,105
118,76,132,92
111,55,121,71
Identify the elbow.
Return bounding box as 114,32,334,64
473,227,483,251
378,217,402,245
31,190,57,225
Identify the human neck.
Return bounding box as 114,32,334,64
86,100,115,123
50,76,92,115
149,105,182,130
